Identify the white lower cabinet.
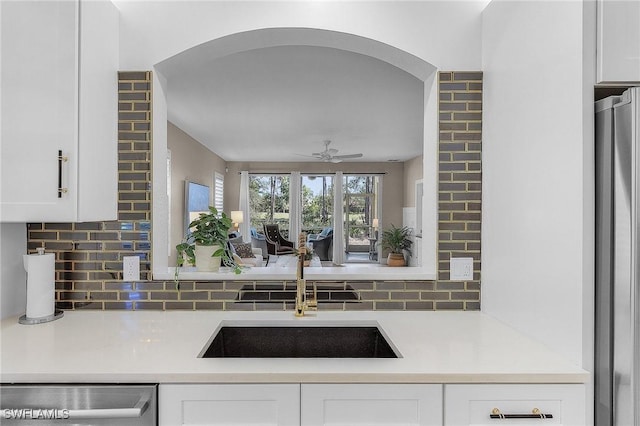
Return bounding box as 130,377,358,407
159,383,441,426
443,384,586,426
159,384,300,426
159,383,585,426
301,384,442,426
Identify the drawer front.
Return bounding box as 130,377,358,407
444,384,585,426
159,384,300,426
301,383,442,426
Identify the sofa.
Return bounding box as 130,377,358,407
250,227,268,259
228,234,263,267
232,248,263,267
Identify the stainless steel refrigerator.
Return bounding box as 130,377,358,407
595,86,639,426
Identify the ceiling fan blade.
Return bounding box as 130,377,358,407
333,153,363,159
327,148,338,155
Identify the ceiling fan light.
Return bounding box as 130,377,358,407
306,140,362,163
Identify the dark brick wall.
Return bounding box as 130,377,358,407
26,71,482,311
437,71,482,309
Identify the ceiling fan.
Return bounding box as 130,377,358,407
309,140,363,163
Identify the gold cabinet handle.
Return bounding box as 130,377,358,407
490,407,553,419
57,150,68,198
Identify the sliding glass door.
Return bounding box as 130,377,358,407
344,175,380,261
249,175,290,237
301,175,334,235
245,173,380,263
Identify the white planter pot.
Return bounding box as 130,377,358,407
194,244,222,272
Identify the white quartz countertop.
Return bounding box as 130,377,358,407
0,311,588,384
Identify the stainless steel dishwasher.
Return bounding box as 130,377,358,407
0,384,156,425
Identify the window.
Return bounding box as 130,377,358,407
244,172,381,262
214,172,224,214
249,175,290,236
301,175,333,233
344,175,380,253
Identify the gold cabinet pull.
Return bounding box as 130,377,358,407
57,150,68,198
490,407,553,419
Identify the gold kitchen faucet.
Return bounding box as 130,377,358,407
295,233,317,317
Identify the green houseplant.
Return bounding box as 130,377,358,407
175,206,240,280
302,246,314,266
380,224,413,267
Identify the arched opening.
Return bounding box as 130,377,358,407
152,27,438,279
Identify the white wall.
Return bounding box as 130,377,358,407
481,0,594,367
168,122,227,267
0,223,26,319
114,1,486,71
404,155,423,207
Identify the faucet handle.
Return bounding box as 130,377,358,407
306,283,318,309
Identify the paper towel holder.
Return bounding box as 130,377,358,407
19,310,64,325
19,247,64,325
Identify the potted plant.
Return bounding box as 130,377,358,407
302,246,314,267
380,224,413,266
175,206,240,277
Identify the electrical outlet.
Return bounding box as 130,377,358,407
450,257,473,280
123,256,140,281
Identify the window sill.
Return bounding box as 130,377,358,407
157,265,437,281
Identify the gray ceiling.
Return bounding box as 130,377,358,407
162,45,425,163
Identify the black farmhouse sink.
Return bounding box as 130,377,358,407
200,325,398,358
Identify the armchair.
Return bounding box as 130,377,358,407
310,229,333,261
263,224,296,256
307,227,332,245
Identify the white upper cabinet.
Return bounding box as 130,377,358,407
597,0,640,83
0,0,119,222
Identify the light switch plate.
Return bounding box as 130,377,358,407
123,256,140,281
450,257,473,280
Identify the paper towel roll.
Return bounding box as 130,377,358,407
23,252,55,319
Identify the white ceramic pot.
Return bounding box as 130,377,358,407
194,244,222,272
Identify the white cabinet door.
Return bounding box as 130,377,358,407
444,384,586,426
75,0,119,221
597,0,640,83
0,0,118,222
159,384,300,426
301,384,443,426
1,0,78,221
